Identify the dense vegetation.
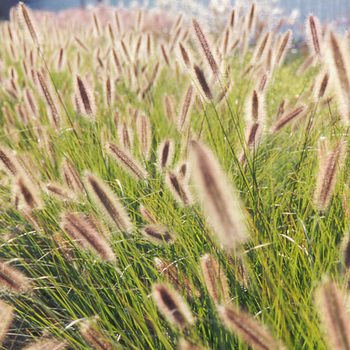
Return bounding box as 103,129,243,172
0,2,349,349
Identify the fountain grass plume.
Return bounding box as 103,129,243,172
84,171,133,232
190,141,248,251
218,305,282,350
152,283,194,329
316,278,350,350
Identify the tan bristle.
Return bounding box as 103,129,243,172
157,139,174,171
163,95,174,121
253,31,271,64
247,3,256,35
177,84,194,131
142,224,174,245
239,122,263,166
165,171,192,207
275,100,286,121
161,44,170,67
152,283,194,328
178,339,204,350
75,75,96,119
154,258,198,300
107,142,148,180
0,300,14,344
178,42,191,69
61,159,85,194
193,65,212,100
84,172,133,232
136,114,152,161
315,139,345,211
146,33,152,58
17,2,40,49
118,122,134,154
24,87,38,116
16,176,43,210
192,19,220,79
74,36,89,52
218,305,281,350
21,208,42,232
316,278,350,350
327,31,350,121
229,9,235,29
62,212,116,261
190,141,248,250
111,48,123,75
35,71,60,130
314,70,330,100
120,39,131,62
46,183,73,201
134,34,143,60
0,145,20,178
296,55,315,76
107,23,115,44
306,14,323,58
104,74,114,108
140,205,156,224
274,30,292,69
22,339,67,350
114,10,122,35
200,254,229,305
271,105,307,133
0,259,31,293
80,320,115,350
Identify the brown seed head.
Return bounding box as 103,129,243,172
152,283,194,328
84,172,133,232
316,278,350,350
218,305,281,350
190,141,248,250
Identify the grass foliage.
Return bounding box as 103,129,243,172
0,3,349,349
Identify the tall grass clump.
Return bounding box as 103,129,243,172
0,3,349,349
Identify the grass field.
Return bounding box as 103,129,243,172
0,2,349,349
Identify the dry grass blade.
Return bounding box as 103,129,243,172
316,278,350,350
190,141,248,250
152,283,193,329
218,305,282,350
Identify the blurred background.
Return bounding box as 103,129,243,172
0,0,350,25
